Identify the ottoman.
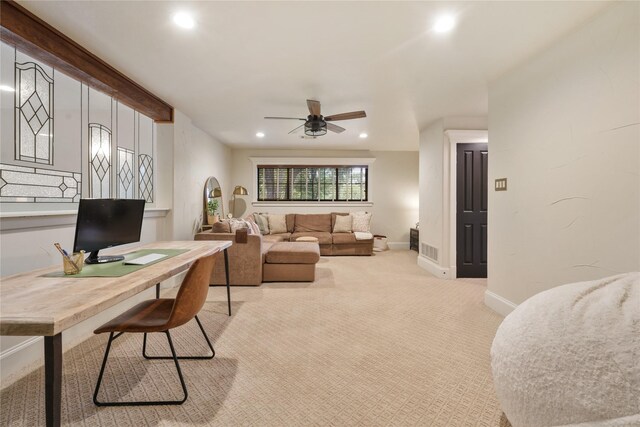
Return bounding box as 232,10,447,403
263,242,320,282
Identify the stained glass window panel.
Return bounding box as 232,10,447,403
89,124,111,198
15,62,53,164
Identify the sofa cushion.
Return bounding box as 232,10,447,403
265,242,320,264
294,214,331,233
286,214,296,233
263,233,290,243
332,232,356,244
290,231,332,245
268,214,287,234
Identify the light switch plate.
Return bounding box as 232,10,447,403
495,178,507,191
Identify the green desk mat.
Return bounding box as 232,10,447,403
44,249,190,278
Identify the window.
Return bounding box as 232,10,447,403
257,165,368,202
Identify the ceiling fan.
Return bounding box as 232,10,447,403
265,99,366,137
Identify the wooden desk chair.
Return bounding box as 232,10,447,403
93,255,216,406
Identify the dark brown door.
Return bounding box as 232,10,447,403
456,143,488,278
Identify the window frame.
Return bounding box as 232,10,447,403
250,157,375,207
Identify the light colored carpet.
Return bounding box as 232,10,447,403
1,250,507,426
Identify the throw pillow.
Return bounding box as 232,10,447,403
229,218,249,233
351,211,372,233
254,212,270,235
333,214,353,233
246,219,261,235
211,220,231,233
268,214,287,234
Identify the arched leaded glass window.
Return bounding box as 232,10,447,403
15,62,54,164
89,123,111,198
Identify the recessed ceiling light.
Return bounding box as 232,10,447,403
0,85,15,92
433,15,456,33
359,133,368,139
256,132,265,138
173,12,195,29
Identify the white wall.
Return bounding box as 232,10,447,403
230,149,419,246
167,110,232,240
418,117,487,277
486,2,639,312
0,109,232,387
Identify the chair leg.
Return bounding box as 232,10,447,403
93,331,188,406
142,315,215,360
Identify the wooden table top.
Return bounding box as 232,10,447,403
0,240,232,336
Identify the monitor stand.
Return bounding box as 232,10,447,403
85,250,124,265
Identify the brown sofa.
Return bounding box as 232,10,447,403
194,231,321,286
262,213,373,256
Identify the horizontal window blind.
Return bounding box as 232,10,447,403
257,165,368,202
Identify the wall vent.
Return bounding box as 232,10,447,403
421,243,439,261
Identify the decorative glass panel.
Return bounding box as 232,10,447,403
15,62,54,164
138,154,153,202
89,124,111,198
0,163,81,203
116,147,134,198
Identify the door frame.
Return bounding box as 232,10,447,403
444,130,488,279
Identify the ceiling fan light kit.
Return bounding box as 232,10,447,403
304,116,327,137
265,99,366,137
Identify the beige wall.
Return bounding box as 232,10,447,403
418,117,487,276
167,110,232,240
487,2,639,310
230,149,419,245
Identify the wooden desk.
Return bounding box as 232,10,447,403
0,240,232,427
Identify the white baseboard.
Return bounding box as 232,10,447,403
484,290,518,316
388,242,409,250
0,337,44,387
417,255,451,279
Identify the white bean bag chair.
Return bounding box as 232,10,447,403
491,272,640,426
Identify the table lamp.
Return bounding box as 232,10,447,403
232,185,248,217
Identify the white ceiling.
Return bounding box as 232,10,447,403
22,1,610,151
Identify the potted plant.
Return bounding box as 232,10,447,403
207,199,220,224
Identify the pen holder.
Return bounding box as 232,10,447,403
63,252,84,275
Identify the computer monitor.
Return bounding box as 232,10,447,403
73,199,146,264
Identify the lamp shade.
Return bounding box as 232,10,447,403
210,187,222,198
233,185,248,196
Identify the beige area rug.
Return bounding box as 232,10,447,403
1,250,509,426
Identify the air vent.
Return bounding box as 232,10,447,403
421,243,439,261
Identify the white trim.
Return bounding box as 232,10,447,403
444,130,488,279
0,208,170,231
484,290,518,316
417,254,451,278
0,337,43,388
387,242,409,250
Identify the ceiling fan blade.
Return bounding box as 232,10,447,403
307,99,321,116
264,116,306,120
288,124,305,134
324,111,367,121
326,122,346,133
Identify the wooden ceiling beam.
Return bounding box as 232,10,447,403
0,0,173,123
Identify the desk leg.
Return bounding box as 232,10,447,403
44,333,62,427
155,283,160,299
224,248,231,316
